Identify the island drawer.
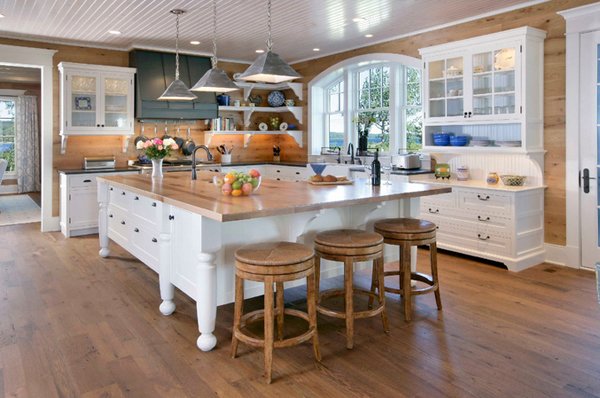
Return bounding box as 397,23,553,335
109,185,131,210
457,189,512,215
130,222,160,272
131,194,162,226
107,205,129,243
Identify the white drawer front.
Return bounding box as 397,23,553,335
70,175,98,189
132,194,162,226
421,191,456,209
108,205,129,243
109,185,131,210
131,222,160,272
458,189,511,215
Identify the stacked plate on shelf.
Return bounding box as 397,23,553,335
471,137,491,147
496,140,522,147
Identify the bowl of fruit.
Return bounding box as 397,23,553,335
213,169,262,197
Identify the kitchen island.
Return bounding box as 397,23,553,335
96,172,451,351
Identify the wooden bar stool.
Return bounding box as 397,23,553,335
373,218,442,322
314,229,389,349
231,241,320,384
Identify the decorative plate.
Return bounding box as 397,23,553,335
233,72,242,81
74,96,92,111
267,90,285,107
279,122,288,131
258,122,268,131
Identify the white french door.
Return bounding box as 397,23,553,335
580,31,600,269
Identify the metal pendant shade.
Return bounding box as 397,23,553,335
158,9,197,101
239,0,301,84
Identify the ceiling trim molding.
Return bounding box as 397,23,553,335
127,45,252,65
291,0,551,65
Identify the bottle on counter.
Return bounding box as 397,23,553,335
371,149,381,186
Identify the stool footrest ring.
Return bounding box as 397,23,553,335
317,288,385,320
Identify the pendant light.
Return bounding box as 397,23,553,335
158,9,197,101
191,0,239,93
238,0,301,84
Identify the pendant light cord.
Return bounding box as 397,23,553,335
175,11,181,80
266,0,273,51
211,0,218,69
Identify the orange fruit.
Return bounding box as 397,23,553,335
224,173,236,184
231,189,243,197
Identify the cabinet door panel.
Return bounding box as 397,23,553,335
68,72,100,130
69,188,99,228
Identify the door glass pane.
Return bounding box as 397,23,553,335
429,99,445,118
494,94,515,115
104,77,128,128
71,75,96,127
473,52,492,74
446,58,463,77
473,74,492,95
429,80,445,99
447,98,464,116
428,60,444,80
494,48,516,71
473,95,492,115
494,71,515,93
447,78,463,97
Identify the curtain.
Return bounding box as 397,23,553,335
14,95,40,193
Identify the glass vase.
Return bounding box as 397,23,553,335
151,158,164,178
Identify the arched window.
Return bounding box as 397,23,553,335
309,54,422,156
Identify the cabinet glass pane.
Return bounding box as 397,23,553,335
473,95,492,115
447,98,463,116
429,80,445,99
473,74,492,95
446,57,463,78
494,94,515,114
446,78,463,97
104,78,128,128
472,52,492,74
429,99,445,117
429,60,444,80
494,71,515,93
494,48,515,71
71,75,97,127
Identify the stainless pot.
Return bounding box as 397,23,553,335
395,153,421,170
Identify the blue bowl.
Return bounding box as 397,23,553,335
449,135,469,146
310,163,327,175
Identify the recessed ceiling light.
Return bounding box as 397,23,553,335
108,30,122,35
190,40,201,45
255,49,265,53
365,34,373,38
0,13,5,18
313,48,320,52
352,17,367,23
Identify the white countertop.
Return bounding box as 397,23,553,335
409,174,546,192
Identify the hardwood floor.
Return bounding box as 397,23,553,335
1,223,599,397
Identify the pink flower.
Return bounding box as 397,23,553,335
144,141,152,148
154,138,163,145
171,144,179,150
158,145,163,151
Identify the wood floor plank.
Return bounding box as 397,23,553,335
1,223,600,397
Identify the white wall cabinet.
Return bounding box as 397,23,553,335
58,62,136,154
60,171,138,237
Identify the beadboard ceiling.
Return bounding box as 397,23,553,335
0,0,548,63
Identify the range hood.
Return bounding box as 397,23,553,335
129,49,218,120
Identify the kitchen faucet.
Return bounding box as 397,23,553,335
335,146,341,164
191,145,213,180
347,143,355,164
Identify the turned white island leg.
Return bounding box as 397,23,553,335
159,232,176,316
196,252,217,351
97,181,110,258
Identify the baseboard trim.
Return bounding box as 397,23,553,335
42,216,60,232
544,243,580,268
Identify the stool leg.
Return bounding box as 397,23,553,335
430,242,442,310
276,282,284,340
377,256,390,333
230,274,244,359
264,278,275,384
306,269,321,362
401,242,412,322
399,245,405,297
314,256,321,304
368,261,377,309
344,259,354,349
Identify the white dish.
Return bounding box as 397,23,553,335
258,122,268,131
279,122,288,131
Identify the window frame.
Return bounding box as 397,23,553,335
324,79,345,149
0,96,16,176
309,54,423,157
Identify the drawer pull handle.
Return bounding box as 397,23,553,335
477,194,490,201
109,214,113,218
83,179,92,183
134,228,139,233
110,187,114,191
169,215,175,220
121,192,126,196
428,208,439,214
477,234,490,241
152,238,158,243
134,196,139,200
295,172,300,175
477,216,490,222
152,202,157,207
121,221,126,225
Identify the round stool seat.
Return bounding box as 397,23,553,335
375,218,436,241
235,242,314,277
315,229,383,257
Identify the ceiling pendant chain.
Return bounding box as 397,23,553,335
266,0,273,51
211,0,218,69
175,11,180,80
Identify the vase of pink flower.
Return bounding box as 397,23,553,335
136,137,179,178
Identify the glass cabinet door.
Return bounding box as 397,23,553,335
70,75,98,128
103,76,129,129
472,47,516,116
427,57,464,119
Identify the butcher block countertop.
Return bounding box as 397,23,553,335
98,172,452,222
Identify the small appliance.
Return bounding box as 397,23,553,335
84,156,116,170
395,152,422,170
